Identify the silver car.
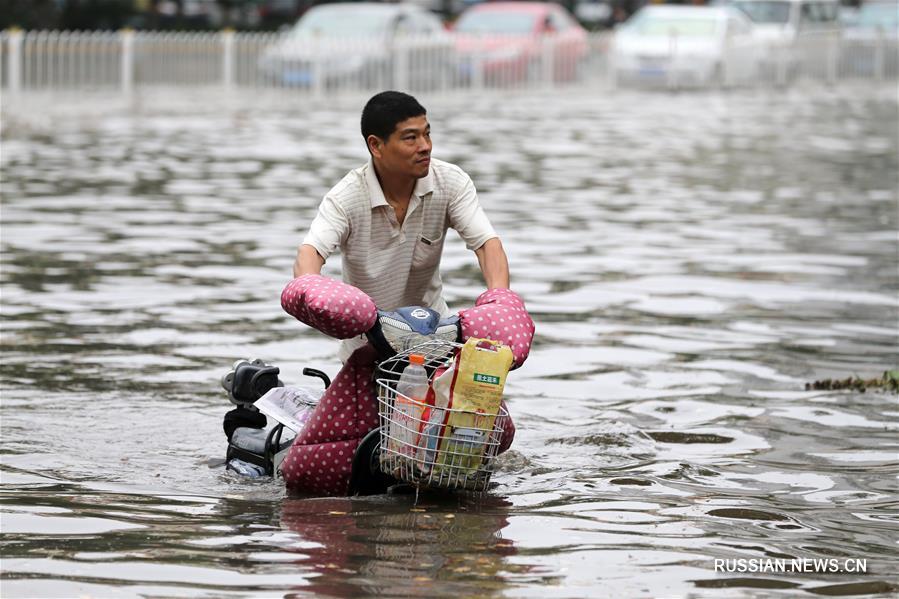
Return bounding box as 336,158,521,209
258,3,455,91
611,5,762,87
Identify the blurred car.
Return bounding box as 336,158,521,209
840,0,898,76
258,3,454,89
404,0,472,19
258,0,303,28
732,0,842,81
452,2,589,85
611,5,762,87
574,0,615,30
732,0,841,43
157,0,221,28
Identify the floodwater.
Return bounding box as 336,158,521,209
1,86,897,598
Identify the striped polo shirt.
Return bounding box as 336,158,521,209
303,158,497,358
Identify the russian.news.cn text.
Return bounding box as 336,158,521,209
715,558,867,574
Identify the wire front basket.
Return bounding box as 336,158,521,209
375,339,508,493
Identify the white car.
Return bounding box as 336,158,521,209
732,0,842,81
611,5,762,87
258,3,454,90
732,0,841,44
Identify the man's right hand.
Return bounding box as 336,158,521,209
293,244,325,278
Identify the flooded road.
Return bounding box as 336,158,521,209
1,86,897,597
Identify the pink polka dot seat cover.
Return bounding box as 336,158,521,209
278,278,533,495
279,344,382,495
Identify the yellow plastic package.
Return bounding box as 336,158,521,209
431,338,513,476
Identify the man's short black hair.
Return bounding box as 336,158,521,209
361,91,427,143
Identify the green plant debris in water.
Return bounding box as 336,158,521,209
806,370,899,393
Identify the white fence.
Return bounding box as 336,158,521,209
0,28,895,100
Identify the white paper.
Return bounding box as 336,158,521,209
253,386,320,432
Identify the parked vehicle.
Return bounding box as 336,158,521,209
611,5,762,87
258,0,303,29
452,2,589,85
156,0,222,29
258,3,454,90
574,0,615,30
732,0,841,43
732,0,841,81
840,0,898,77
404,0,472,19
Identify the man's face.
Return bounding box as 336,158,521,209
370,115,432,179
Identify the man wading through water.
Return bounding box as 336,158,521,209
294,90,510,362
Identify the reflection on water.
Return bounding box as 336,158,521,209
1,86,898,597
278,495,516,597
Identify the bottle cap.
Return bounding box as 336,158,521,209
409,354,425,365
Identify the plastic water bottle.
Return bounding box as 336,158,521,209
392,354,429,457
418,365,453,470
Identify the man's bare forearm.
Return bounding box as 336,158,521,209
475,238,510,289
293,244,325,278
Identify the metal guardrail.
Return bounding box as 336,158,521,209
0,28,895,100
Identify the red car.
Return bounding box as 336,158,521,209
452,2,589,85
